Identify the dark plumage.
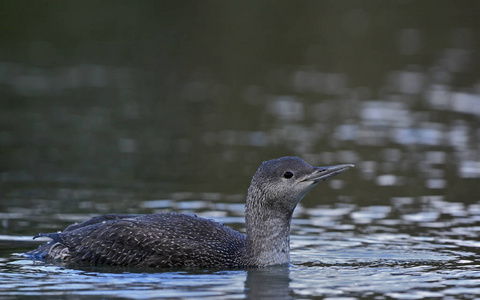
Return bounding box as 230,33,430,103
26,156,353,268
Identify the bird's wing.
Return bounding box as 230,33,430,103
56,213,246,267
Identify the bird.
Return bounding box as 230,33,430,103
26,156,353,268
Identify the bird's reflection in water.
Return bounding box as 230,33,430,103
245,265,292,300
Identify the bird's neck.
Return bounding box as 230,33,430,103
244,191,293,266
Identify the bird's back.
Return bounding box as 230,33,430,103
27,213,247,268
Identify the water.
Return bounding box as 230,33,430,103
1,1,480,299
1,197,480,299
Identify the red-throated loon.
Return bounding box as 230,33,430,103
26,156,354,268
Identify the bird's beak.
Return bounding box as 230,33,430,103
302,164,354,183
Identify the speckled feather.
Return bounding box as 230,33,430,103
29,213,246,268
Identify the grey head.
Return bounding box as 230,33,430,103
247,156,354,213
244,156,354,266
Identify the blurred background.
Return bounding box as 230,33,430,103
1,1,480,234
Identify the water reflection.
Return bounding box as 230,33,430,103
245,266,291,300
3,51,480,187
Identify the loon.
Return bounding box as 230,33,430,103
26,156,353,268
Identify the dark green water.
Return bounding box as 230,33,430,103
1,1,480,299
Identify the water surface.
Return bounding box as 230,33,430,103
1,1,480,299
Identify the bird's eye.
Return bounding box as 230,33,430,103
283,171,294,179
